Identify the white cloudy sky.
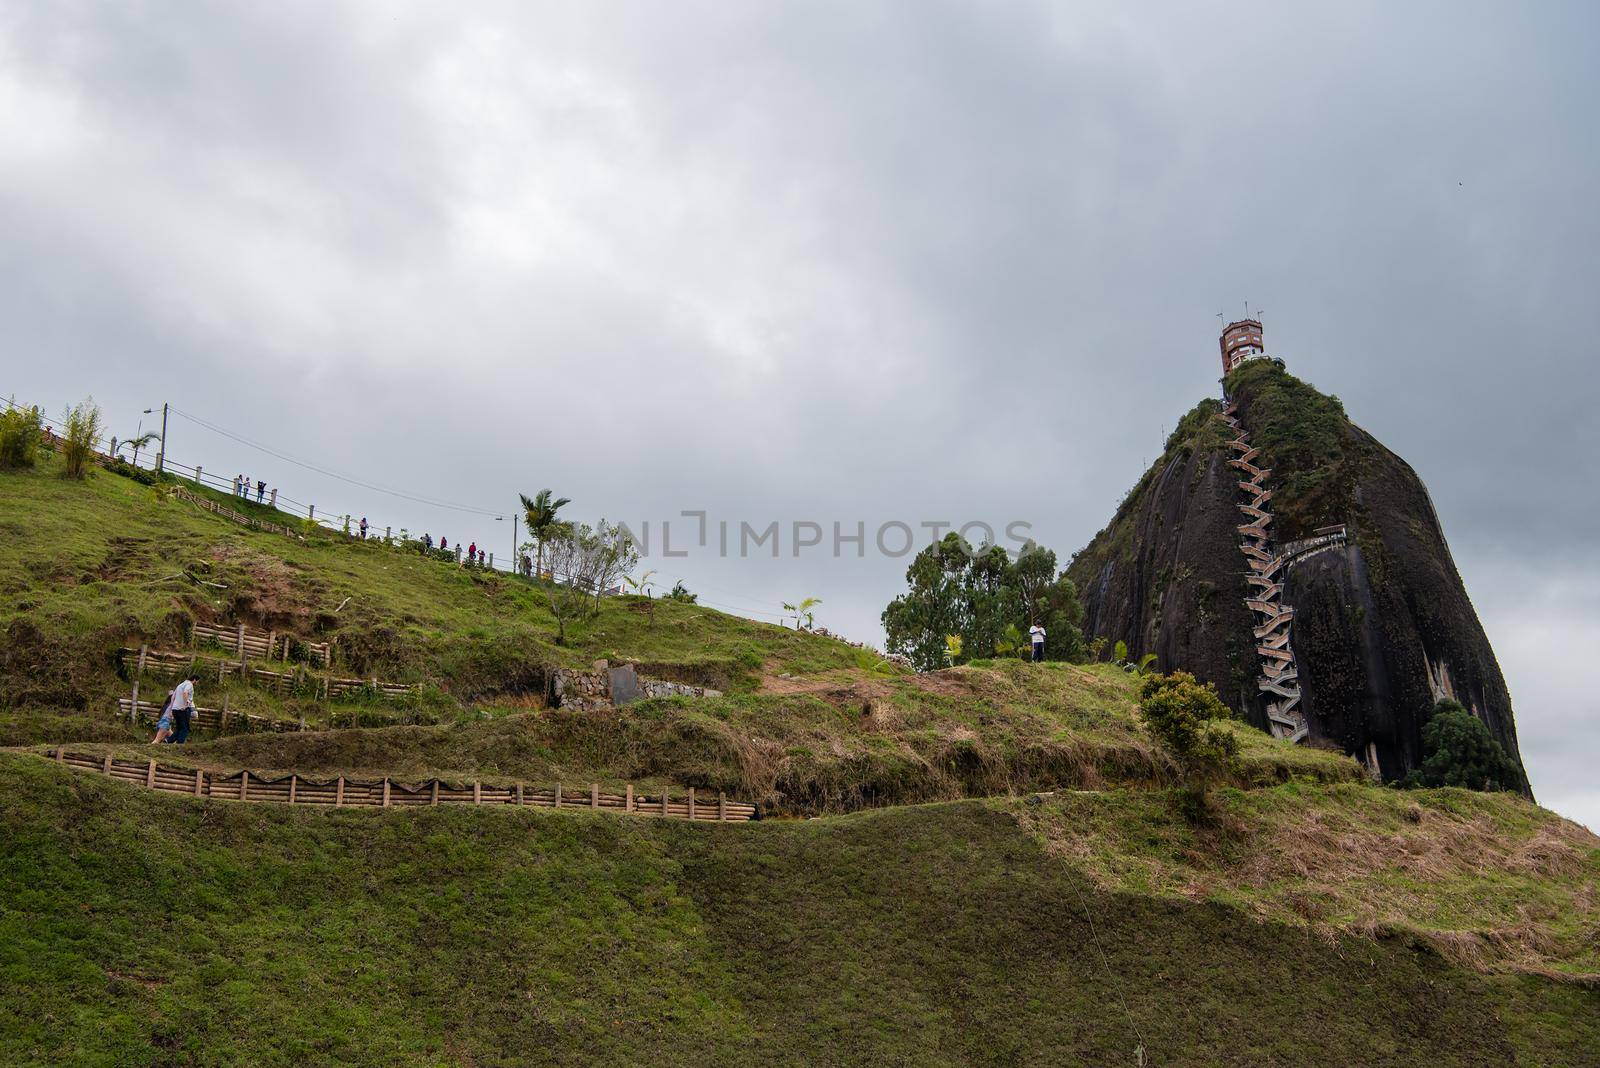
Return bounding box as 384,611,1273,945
3,1,1596,829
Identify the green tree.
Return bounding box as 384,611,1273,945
882,534,1087,671
60,398,104,480
124,431,159,467
519,489,572,577
0,399,42,470
783,596,822,631
1139,670,1240,821
1404,699,1523,793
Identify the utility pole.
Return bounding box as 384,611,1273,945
156,402,168,474
512,514,518,573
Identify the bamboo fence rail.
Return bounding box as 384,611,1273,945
118,696,304,734
122,645,415,699
191,622,330,668
170,485,300,538
43,749,756,822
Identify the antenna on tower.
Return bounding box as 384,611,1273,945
1244,299,1250,318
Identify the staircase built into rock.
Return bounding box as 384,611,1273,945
1215,401,1346,744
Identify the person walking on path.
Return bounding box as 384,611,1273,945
1029,622,1046,662
150,689,175,744
170,676,196,743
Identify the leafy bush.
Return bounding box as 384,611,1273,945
0,400,42,470
1139,670,1240,819
663,581,697,604
60,397,104,480
103,457,159,486
1402,699,1523,793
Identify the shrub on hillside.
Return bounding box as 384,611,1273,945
60,398,104,480
1402,699,1523,793
0,400,42,470
664,581,697,604
1139,670,1240,820
102,457,160,485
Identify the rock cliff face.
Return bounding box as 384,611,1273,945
1068,361,1526,790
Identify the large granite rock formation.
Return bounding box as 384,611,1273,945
1068,360,1526,790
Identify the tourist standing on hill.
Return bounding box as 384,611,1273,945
256,479,266,502
170,676,195,743
1029,622,1046,662
359,517,369,540
468,541,477,565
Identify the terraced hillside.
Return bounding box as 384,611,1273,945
2,450,1597,1066
0,450,864,742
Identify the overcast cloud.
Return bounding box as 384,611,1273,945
2,1,1595,829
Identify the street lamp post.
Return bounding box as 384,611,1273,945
142,403,168,474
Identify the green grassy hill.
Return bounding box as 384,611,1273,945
2,451,1598,1065
1,451,863,739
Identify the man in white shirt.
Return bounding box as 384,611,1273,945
170,676,196,744
1028,623,1046,662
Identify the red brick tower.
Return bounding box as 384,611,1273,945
1219,318,1265,376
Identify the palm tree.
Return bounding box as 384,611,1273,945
520,488,572,578
124,431,159,467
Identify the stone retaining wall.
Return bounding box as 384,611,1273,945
552,661,721,711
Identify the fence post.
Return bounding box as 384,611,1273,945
194,465,201,486
719,791,727,821
335,776,345,806
473,781,482,805
626,784,633,813
431,780,440,806
222,692,230,730
382,778,391,807
488,553,494,570
385,526,391,543
137,643,149,674
240,770,249,801
194,768,204,795
309,504,315,521
288,774,297,804
269,488,277,508
130,680,140,722
554,782,562,809
591,783,599,809
515,783,524,806
687,787,695,821
661,790,669,818
236,622,247,664
102,753,113,775
146,759,156,788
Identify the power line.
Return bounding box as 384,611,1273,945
168,406,505,518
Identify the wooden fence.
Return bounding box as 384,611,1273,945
171,485,300,538
123,646,414,700
44,749,757,822
192,621,331,668
118,696,304,734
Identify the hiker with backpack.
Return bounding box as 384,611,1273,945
1029,622,1046,662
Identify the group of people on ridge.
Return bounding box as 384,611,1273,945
232,475,267,502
